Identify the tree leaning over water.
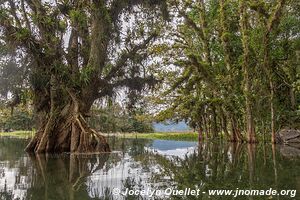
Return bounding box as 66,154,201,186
156,0,300,143
0,0,168,153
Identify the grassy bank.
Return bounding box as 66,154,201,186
111,132,272,142
111,132,198,141
0,131,33,138
0,131,198,141
0,130,280,143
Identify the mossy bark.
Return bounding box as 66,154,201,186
239,0,257,143
25,110,110,153
25,77,110,153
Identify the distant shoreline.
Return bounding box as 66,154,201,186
0,131,198,141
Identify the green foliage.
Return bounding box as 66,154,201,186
70,9,88,29
58,20,67,31
155,0,300,140
123,132,198,141
89,104,154,133
0,107,33,131
0,0,168,133
79,65,94,85
15,28,31,41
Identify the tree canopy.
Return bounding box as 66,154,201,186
155,0,300,142
0,0,169,153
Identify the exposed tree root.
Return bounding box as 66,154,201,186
227,117,244,143
25,102,110,153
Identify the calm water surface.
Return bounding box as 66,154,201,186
0,137,299,200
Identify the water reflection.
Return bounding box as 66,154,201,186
0,137,299,200
146,140,197,158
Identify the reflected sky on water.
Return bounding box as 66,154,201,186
0,137,299,200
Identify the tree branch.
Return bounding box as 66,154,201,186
97,76,156,98
8,0,22,28
104,32,158,80
87,0,111,77
267,0,286,33
249,1,270,19
109,0,169,22
20,0,32,31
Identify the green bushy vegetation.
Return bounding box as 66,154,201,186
0,106,34,131
122,132,198,141
0,130,33,138
88,104,154,133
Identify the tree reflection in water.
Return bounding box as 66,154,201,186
27,153,110,200
137,142,300,200
0,137,300,200
0,137,155,200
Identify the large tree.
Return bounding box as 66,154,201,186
0,0,168,153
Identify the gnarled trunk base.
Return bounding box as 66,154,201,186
228,117,244,143
25,111,110,153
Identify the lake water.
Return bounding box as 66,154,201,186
0,137,299,200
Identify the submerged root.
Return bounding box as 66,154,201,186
25,112,110,153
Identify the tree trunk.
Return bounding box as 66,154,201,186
290,87,296,110
198,128,203,142
197,120,203,142
261,0,286,143
25,105,110,153
230,121,238,142
246,99,256,143
208,117,212,138
270,81,276,144
202,114,209,140
263,33,276,144
25,81,110,153
221,109,230,139
230,116,244,143
211,105,218,138
239,0,257,143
